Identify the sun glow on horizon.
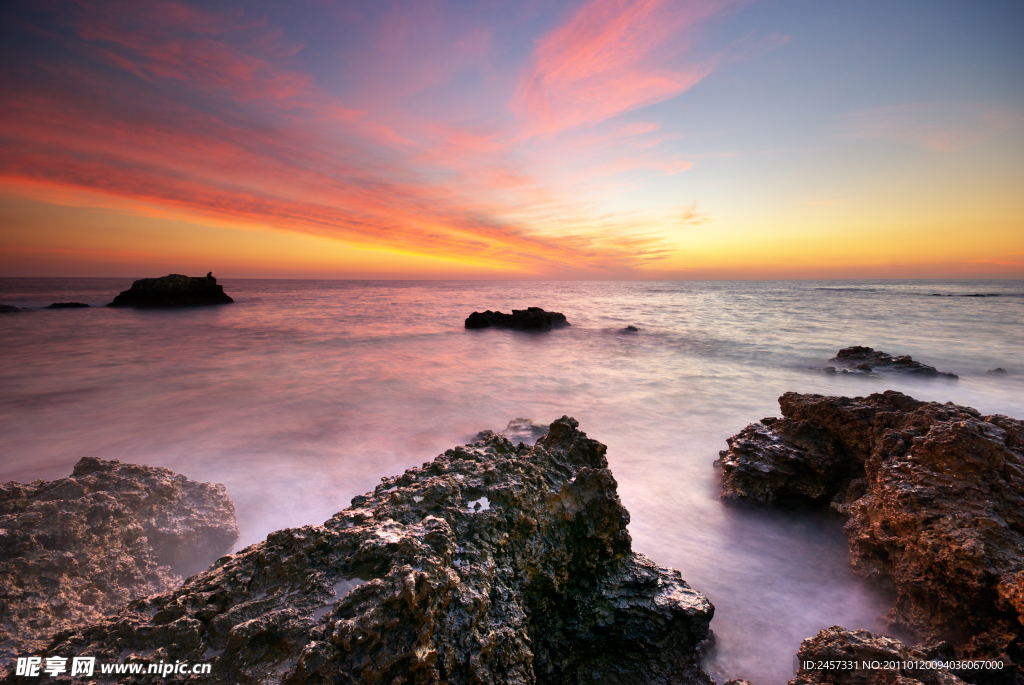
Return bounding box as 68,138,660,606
1,0,1022,279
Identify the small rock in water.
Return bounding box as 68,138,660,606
464,307,569,331
107,272,234,307
45,302,89,308
808,345,958,379
986,367,1009,376
623,325,640,332
0,304,22,313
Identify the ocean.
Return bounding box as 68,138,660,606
2,277,1022,683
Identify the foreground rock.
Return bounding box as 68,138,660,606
465,307,569,331
816,346,958,379
792,626,966,685
0,458,238,662
45,302,89,309
716,391,1024,674
23,418,714,685
107,273,234,307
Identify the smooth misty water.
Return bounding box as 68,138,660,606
2,278,1022,683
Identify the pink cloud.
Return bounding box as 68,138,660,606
513,0,727,134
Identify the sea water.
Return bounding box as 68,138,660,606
2,278,1022,682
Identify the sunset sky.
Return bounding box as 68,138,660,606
1,0,1022,279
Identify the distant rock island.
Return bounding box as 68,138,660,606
716,390,1024,676
814,345,958,379
465,307,569,331
0,458,237,661
107,273,234,307
45,302,89,309
0,305,22,313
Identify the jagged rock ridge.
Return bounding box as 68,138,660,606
107,273,234,307
0,458,238,662
18,418,714,685
716,391,1024,675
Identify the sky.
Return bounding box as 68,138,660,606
1,0,1022,279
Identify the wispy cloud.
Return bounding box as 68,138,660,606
512,0,729,135
840,102,1024,153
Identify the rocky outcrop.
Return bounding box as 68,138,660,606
107,273,234,307
0,458,238,662
44,302,89,309
716,391,1024,674
817,346,958,379
791,626,966,685
19,418,714,685
988,368,1009,377
0,305,22,313
465,307,569,331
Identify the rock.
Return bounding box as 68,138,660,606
0,305,22,313
623,325,640,332
987,368,1009,376
792,626,966,685
716,391,1024,672
464,307,569,331
499,417,551,445
44,302,89,309
23,418,714,685
0,458,238,662
107,273,234,307
817,346,958,379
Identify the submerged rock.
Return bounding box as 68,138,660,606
792,626,965,685
716,391,1024,674
107,273,234,307
465,307,569,331
987,368,1009,376
24,418,714,685
818,346,958,379
0,458,238,662
44,302,89,309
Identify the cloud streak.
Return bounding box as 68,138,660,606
513,0,727,135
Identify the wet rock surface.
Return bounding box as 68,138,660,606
465,307,569,331
0,458,238,662
44,302,89,309
107,273,234,307
814,346,958,379
716,391,1024,675
791,626,965,685
17,418,714,685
